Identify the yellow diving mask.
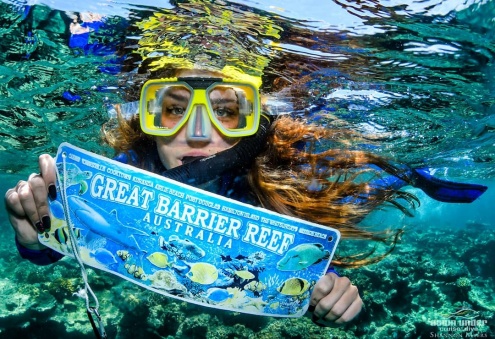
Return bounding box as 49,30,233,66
139,77,261,140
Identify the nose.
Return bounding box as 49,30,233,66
186,105,212,142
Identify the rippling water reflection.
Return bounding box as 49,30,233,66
1,0,493,178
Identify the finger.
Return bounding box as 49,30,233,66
309,273,337,308
28,173,51,232
17,180,42,232
320,282,359,322
313,276,351,319
5,187,27,217
334,297,363,324
312,297,363,327
39,154,57,199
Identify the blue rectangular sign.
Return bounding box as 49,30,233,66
41,143,340,317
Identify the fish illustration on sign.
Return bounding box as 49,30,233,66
148,270,187,293
183,262,218,285
125,263,146,279
117,250,132,261
205,288,234,303
57,163,93,194
90,248,118,267
244,280,267,297
159,235,206,261
233,269,255,281
147,252,173,268
276,243,330,271
53,226,82,245
67,196,148,252
277,277,312,296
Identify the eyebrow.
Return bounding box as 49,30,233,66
210,98,237,105
164,91,190,103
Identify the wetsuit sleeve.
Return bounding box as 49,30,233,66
326,266,340,277
15,237,64,266
113,150,140,165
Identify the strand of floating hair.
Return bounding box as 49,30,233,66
61,152,100,313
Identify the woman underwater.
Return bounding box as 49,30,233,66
4,3,487,329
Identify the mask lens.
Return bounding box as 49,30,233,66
207,84,257,135
140,83,193,136
157,85,192,130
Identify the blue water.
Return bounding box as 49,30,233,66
1,0,494,338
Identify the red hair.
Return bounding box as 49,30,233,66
248,116,417,267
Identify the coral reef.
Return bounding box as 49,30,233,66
1,221,493,338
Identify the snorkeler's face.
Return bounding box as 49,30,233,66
155,70,240,170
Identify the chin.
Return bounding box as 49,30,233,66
170,160,182,169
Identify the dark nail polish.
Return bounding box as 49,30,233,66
42,215,51,232
307,305,315,313
35,220,45,234
48,184,57,200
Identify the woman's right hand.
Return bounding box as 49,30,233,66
4,154,57,250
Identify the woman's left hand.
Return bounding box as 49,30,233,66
308,273,363,326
